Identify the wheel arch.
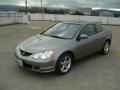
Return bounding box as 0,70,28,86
106,38,111,45
58,51,75,63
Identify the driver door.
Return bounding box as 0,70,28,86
74,24,97,59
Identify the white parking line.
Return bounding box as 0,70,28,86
27,26,43,30
112,52,120,56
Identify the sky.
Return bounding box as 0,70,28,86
0,0,120,9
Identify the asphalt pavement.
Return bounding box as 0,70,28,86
0,21,120,90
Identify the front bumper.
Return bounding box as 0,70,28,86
15,54,56,73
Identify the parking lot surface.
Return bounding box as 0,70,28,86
0,21,120,90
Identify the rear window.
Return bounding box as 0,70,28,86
96,24,103,33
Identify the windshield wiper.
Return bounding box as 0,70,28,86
40,33,46,36
49,35,66,39
41,33,66,39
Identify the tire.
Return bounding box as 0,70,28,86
55,53,73,75
101,41,110,55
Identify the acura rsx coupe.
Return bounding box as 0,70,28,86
15,21,112,74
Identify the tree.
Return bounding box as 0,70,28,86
71,10,84,15
30,7,40,13
59,10,64,14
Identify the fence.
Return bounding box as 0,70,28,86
30,13,120,25
0,12,29,25
0,13,120,25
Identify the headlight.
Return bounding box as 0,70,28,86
16,46,19,50
32,50,54,60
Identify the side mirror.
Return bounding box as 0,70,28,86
80,34,88,39
77,34,88,41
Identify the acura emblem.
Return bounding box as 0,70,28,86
22,52,25,55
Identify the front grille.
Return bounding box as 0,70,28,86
23,62,32,69
20,49,32,56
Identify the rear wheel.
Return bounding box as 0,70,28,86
55,53,73,75
101,41,110,55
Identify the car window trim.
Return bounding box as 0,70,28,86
95,24,103,33
40,23,58,35
78,24,96,37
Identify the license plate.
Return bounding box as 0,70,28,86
16,58,23,66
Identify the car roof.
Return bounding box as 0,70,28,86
63,20,96,25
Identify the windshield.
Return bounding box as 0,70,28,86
42,23,82,39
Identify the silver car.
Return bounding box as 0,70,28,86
15,21,112,74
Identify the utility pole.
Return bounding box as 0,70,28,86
41,0,43,20
41,0,42,13
25,0,28,15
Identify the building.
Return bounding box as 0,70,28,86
75,7,92,15
99,12,114,17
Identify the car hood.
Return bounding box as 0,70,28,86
19,34,69,53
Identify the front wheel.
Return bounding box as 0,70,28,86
101,41,110,55
55,53,73,75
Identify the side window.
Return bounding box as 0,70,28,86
80,24,96,36
96,24,103,33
